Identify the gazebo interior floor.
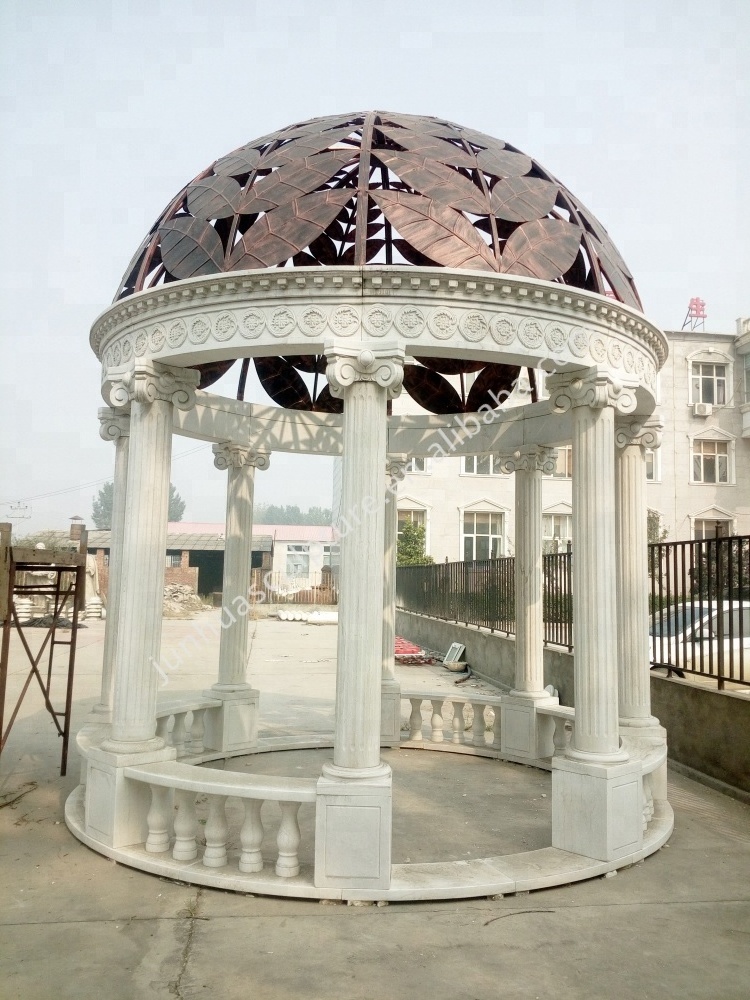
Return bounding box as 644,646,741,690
221,747,552,866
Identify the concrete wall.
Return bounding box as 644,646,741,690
396,609,750,795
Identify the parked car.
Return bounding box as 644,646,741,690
649,600,750,681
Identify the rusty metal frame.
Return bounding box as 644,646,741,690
0,536,85,777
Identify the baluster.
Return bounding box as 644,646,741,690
408,698,424,741
430,699,445,743
189,709,206,754
471,702,486,747
552,717,568,754
276,801,301,877
491,704,502,749
642,774,654,831
155,715,170,744
451,701,466,744
239,799,265,873
145,784,171,853
171,712,188,756
172,789,198,861
202,795,228,868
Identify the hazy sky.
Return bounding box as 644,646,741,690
1,0,747,535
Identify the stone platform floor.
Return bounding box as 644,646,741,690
1,612,749,999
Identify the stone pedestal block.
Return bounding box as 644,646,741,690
500,694,559,762
202,688,259,753
314,769,392,890
551,755,643,862
380,680,402,746
83,743,176,849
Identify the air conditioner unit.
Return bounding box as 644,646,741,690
693,402,713,417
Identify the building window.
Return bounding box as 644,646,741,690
544,446,572,478
691,362,726,405
165,551,182,568
692,440,729,483
397,509,426,541
462,511,504,561
645,448,660,482
462,455,505,475
322,544,339,567
285,544,310,577
405,457,430,474
542,514,572,549
694,519,731,540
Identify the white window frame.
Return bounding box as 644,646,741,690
645,447,661,483
461,454,506,476
457,499,508,562
689,506,736,540
396,495,431,553
285,544,310,578
543,445,572,479
686,349,733,407
542,502,572,553
405,457,431,475
689,428,735,485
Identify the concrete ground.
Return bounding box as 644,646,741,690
1,612,749,1000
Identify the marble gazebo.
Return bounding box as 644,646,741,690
66,112,672,900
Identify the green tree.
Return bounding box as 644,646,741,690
397,520,434,566
647,509,668,544
255,503,332,525
91,481,185,528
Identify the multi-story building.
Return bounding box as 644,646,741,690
388,318,750,558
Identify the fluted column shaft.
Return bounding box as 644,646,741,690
616,419,662,726
500,448,557,696
382,457,407,685
213,444,269,690
325,343,404,774
95,408,130,713
571,402,624,758
103,363,199,751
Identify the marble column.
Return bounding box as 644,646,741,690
548,370,637,763
323,343,404,774
315,343,403,891
93,407,130,715
615,417,663,730
546,369,644,863
497,446,559,761
381,455,407,744
212,443,270,691
102,362,199,752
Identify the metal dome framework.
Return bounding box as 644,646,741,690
115,112,640,415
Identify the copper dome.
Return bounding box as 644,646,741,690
116,112,640,412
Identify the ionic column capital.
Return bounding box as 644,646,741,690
386,454,408,482
497,445,557,475
98,406,130,442
614,415,664,451
324,341,405,400
109,361,200,411
547,367,638,415
212,443,271,472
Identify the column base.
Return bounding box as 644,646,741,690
619,716,666,742
501,693,558,761
552,755,643,862
90,702,112,718
100,736,165,754
202,687,259,754
314,766,392,890
83,739,176,849
380,679,402,747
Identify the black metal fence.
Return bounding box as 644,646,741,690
396,534,750,688
649,535,749,689
396,553,573,650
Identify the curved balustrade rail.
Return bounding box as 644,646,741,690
400,689,503,751
155,697,221,757
124,760,316,878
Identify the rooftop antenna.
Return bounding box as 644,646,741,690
682,297,707,331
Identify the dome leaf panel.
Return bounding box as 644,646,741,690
260,126,359,167
158,217,225,280
465,363,521,411
475,147,533,179
404,366,464,414
376,125,478,168
490,176,559,223
238,150,357,215
500,218,582,280
228,189,354,270
372,190,497,271
187,176,243,220
373,150,488,215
